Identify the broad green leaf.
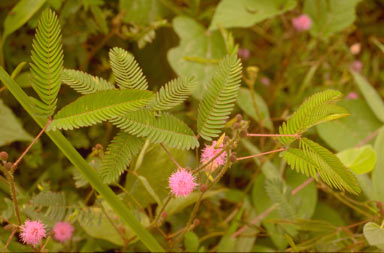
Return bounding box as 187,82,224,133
0,99,33,146
241,139,280,180
78,207,125,246
237,87,273,130
337,145,376,175
49,89,153,131
184,232,200,252
351,70,384,123
251,170,317,249
217,208,244,252
78,202,149,246
119,0,169,25
303,0,361,39
363,222,384,250
356,174,377,201
317,99,382,151
372,127,384,202
3,0,46,39
124,144,192,207
209,0,297,30
312,202,345,227
167,16,226,99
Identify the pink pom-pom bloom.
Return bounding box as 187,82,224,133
346,91,358,100
237,48,250,60
292,14,312,32
53,221,74,242
169,169,197,197
201,141,227,172
20,220,46,246
350,60,363,73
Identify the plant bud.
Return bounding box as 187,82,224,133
233,122,241,129
239,130,247,138
161,212,167,219
193,218,200,227
230,153,237,163
236,114,243,121
200,184,208,193
0,151,8,161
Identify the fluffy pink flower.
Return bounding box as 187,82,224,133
169,169,197,197
292,14,312,32
346,91,358,100
201,141,227,172
53,221,74,242
350,60,362,73
20,220,46,246
261,76,271,86
238,48,250,60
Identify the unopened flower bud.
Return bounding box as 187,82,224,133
161,212,167,219
224,136,230,144
240,130,247,138
230,153,237,163
0,151,8,161
95,144,103,150
233,122,241,129
200,184,208,193
193,219,200,227
236,114,243,121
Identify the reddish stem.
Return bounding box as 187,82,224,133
247,133,300,138
236,148,286,161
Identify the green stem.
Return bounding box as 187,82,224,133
0,67,164,252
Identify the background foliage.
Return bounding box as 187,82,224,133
1,0,384,252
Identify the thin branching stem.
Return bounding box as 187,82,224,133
150,195,172,228
232,176,315,238
2,228,16,253
247,133,300,138
160,143,182,168
11,119,52,173
236,147,286,161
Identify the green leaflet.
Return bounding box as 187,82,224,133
23,191,66,227
209,0,297,30
30,9,63,116
0,99,33,146
284,138,360,194
100,132,143,184
279,89,349,145
109,47,148,90
62,69,115,94
197,54,242,140
150,76,197,111
304,0,361,39
350,70,384,123
2,0,46,39
49,89,154,131
110,110,199,150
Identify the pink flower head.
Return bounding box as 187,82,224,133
261,76,271,86
238,48,250,60
169,169,197,197
53,221,74,242
201,141,227,172
292,14,312,32
20,220,46,246
346,91,358,100
350,60,362,73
